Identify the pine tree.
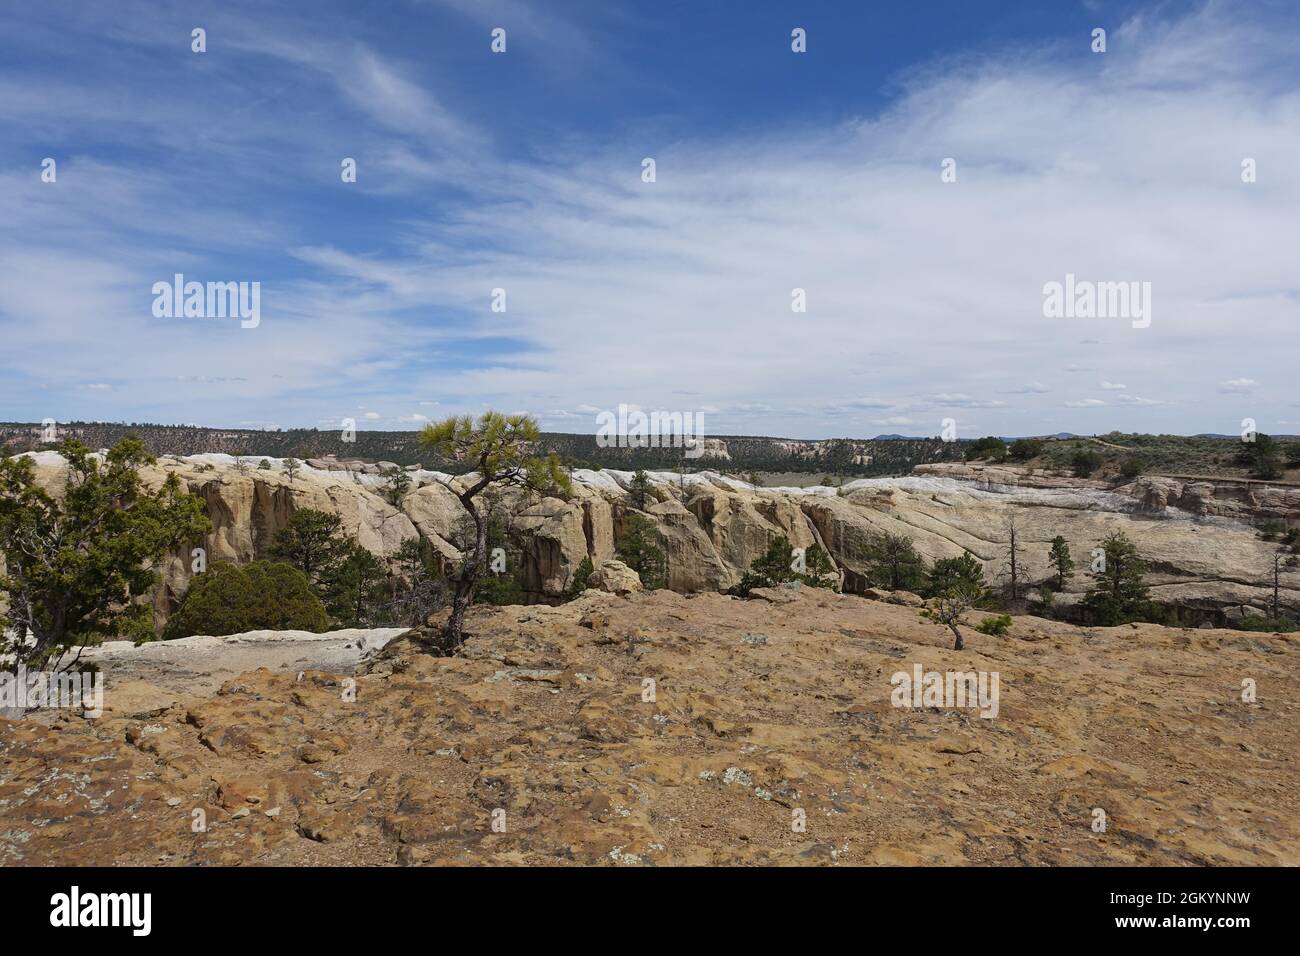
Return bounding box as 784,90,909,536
1082,531,1152,625
927,550,985,597
863,532,926,592
381,466,412,506
629,469,653,510
268,509,351,586
319,542,389,627
419,412,570,650
1047,535,1074,590
618,512,667,589
802,542,836,588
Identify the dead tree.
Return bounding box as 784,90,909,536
1001,517,1027,601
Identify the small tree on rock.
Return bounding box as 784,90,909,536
381,467,412,507
927,550,985,598
419,413,569,652
628,469,653,510
926,582,981,650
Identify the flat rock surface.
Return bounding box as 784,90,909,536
1,590,1295,866
76,627,411,695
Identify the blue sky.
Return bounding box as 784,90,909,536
1,0,1298,439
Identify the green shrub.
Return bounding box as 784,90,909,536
974,614,1013,636
1237,616,1298,633
964,437,1007,462
164,561,328,639
1071,449,1104,478
1008,438,1043,462
1118,457,1144,479
475,569,525,606
1238,433,1284,480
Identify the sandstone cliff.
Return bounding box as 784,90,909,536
14,452,1300,626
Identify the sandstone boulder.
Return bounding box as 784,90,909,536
588,560,643,595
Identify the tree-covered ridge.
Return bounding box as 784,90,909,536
0,422,962,477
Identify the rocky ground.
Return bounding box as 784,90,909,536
1,588,1295,866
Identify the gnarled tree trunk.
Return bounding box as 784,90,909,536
441,493,486,653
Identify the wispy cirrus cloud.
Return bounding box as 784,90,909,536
0,1,1296,439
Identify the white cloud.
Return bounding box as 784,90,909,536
1219,378,1259,394
1001,382,1050,394
2,2,1298,436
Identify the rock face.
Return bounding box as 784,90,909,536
2,589,1296,866
1128,474,1300,526
917,461,1300,527
13,453,1300,624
